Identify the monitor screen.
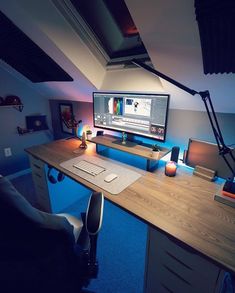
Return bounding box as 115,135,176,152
93,92,170,142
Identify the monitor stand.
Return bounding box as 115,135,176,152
112,132,138,148
112,139,137,148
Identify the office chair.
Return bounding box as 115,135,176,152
0,175,104,293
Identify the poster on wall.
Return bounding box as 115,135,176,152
59,103,73,134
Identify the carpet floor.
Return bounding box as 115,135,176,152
11,173,147,293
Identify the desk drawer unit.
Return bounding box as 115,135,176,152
145,227,222,293
29,155,51,212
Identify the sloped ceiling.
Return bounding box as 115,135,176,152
125,0,235,113
0,0,234,112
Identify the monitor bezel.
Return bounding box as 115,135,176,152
92,91,170,142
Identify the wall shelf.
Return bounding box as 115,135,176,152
17,126,49,135
0,104,24,112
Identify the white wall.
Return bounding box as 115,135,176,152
0,66,52,175
100,67,163,92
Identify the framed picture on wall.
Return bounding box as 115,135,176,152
59,103,73,134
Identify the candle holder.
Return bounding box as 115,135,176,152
165,161,177,177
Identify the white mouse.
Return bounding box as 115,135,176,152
104,173,118,183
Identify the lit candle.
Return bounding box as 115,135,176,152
165,161,177,177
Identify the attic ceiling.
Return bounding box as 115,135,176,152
0,10,73,82
53,0,150,68
69,0,150,66
0,0,234,113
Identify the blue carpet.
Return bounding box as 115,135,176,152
63,194,147,293
12,174,147,293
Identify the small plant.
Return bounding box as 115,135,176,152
152,144,160,152
86,129,92,140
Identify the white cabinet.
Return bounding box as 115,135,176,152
28,154,51,212
145,227,224,293
29,154,91,213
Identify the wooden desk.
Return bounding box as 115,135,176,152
25,139,235,292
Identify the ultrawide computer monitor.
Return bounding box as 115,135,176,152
93,92,170,142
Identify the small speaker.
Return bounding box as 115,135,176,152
96,130,104,136
170,146,180,163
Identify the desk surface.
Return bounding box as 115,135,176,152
26,139,235,273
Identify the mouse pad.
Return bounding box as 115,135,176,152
60,154,142,195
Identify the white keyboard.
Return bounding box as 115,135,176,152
73,160,106,176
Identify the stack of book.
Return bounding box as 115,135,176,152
214,181,235,208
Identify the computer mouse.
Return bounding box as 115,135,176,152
104,173,118,183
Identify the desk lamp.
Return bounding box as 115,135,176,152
132,59,235,199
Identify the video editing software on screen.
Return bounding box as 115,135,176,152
93,92,169,142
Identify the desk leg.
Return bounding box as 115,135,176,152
95,144,109,156
146,160,158,172
146,160,150,171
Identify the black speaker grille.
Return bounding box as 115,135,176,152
195,0,235,74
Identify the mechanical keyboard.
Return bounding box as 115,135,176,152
73,160,106,176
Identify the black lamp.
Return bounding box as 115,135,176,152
132,59,235,197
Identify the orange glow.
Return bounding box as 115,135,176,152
165,161,177,177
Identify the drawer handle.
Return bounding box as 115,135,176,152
166,251,192,270
35,173,42,178
33,163,41,169
163,264,191,286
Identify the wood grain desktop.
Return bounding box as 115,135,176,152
25,138,235,276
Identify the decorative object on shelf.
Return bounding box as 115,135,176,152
26,115,48,132
0,95,23,111
151,144,160,159
165,161,177,177
4,95,22,105
59,103,82,135
17,126,32,135
17,115,48,135
121,131,127,145
86,129,92,140
79,132,87,149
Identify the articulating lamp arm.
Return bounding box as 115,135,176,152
198,90,235,180
132,59,235,184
